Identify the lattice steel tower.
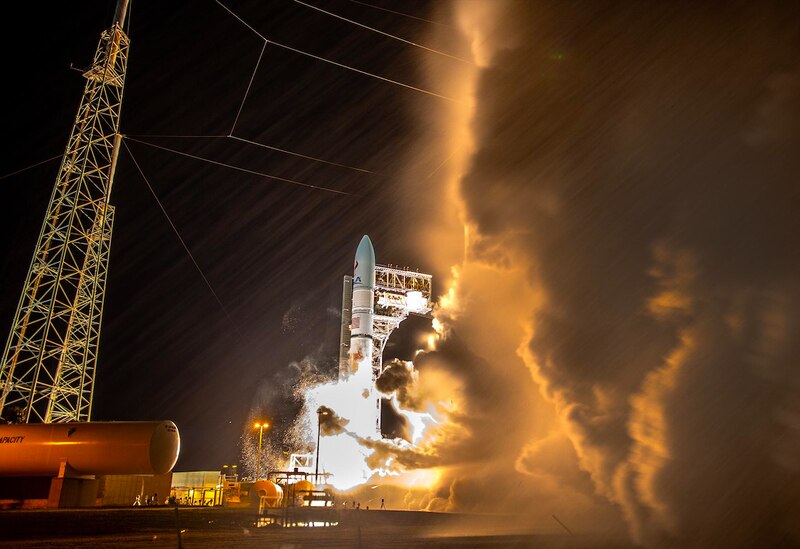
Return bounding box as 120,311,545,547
0,1,130,424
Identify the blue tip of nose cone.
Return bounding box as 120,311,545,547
353,235,376,289
357,235,374,258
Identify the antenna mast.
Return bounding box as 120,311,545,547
0,1,130,423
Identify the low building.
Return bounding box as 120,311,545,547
98,473,172,506
170,471,224,506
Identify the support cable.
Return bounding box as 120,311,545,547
294,0,472,64
228,135,374,174
125,134,374,174
230,41,266,135
122,139,246,342
124,136,349,195
345,0,455,29
0,155,62,181
214,0,455,102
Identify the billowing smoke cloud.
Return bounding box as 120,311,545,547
400,0,800,546
376,359,417,408
361,436,441,471
317,405,349,436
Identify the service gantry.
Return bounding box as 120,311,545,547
0,1,130,423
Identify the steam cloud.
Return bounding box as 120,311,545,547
243,3,799,544
400,1,800,546
375,359,417,408
317,405,349,436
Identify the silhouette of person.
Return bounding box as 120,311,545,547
380,498,385,510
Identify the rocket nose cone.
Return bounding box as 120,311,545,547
358,234,374,253
353,235,376,288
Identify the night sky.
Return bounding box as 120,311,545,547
2,1,799,546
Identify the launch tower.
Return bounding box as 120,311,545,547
0,1,130,423
371,265,433,376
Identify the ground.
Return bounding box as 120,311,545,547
0,507,637,548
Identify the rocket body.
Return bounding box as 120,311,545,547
350,235,375,342
347,235,380,435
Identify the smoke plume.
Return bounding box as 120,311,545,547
397,0,800,546
376,359,418,409
317,405,349,436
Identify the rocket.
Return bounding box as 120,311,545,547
347,235,382,435
350,235,375,369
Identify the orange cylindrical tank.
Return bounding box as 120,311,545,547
251,480,283,508
290,479,314,506
0,421,180,476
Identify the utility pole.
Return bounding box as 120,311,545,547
254,421,269,480
315,407,328,483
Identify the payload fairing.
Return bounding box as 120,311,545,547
350,235,376,374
